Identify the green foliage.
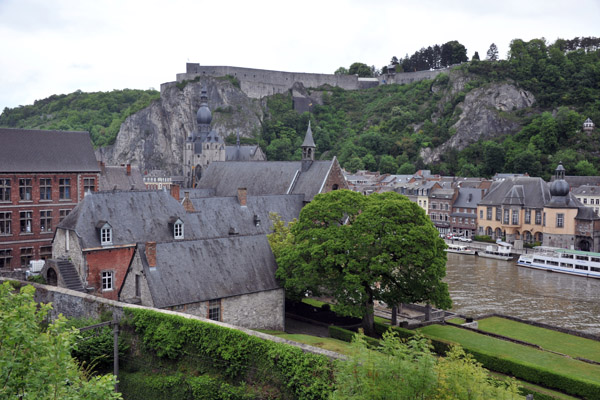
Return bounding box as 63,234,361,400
332,331,521,399
0,89,160,147
0,282,121,399
473,235,495,243
273,190,451,335
119,371,253,400
348,62,373,77
124,308,334,400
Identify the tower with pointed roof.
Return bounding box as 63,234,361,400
183,86,225,187
301,121,316,172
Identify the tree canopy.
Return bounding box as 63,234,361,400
270,190,451,335
0,282,121,399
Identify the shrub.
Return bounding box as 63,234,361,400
473,235,495,243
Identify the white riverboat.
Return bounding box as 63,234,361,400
445,244,476,255
517,247,600,279
479,240,513,260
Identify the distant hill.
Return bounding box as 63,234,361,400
0,89,159,147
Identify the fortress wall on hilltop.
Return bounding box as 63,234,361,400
161,63,451,98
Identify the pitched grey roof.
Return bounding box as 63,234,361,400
0,128,99,173
430,188,456,199
139,236,280,308
577,205,600,221
453,188,483,208
225,145,262,161
479,177,549,208
187,195,304,238
562,176,600,189
98,166,146,191
59,190,187,248
572,185,600,195
196,159,337,201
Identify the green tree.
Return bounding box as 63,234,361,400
378,154,398,174
271,190,451,335
0,282,121,399
334,66,349,75
348,62,373,77
486,43,499,61
574,160,598,176
472,51,480,61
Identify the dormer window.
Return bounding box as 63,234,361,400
169,217,184,240
174,221,184,239
96,221,113,246
254,214,261,227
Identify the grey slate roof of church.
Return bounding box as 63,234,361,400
188,195,304,238
479,177,550,208
138,237,280,308
196,159,335,201
225,145,260,161
58,190,187,248
0,128,100,173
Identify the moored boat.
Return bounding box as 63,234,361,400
445,244,476,255
517,246,600,279
479,240,513,260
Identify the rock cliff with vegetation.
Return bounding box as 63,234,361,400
2,37,598,179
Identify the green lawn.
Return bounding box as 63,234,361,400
490,372,581,400
419,324,600,384
256,330,356,355
446,317,466,325
478,316,600,363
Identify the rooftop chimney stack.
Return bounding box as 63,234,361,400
146,242,156,268
126,164,131,176
237,188,247,206
170,184,180,201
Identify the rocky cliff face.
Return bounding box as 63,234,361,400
98,78,263,174
422,78,535,164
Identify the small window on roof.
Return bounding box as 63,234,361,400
174,221,184,239
97,222,112,246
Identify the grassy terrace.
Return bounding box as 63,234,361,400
418,324,600,384
478,316,600,363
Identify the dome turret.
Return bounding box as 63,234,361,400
550,163,570,197
196,86,212,127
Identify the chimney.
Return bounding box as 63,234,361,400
146,242,156,268
182,191,195,212
237,188,247,206
170,184,180,201
99,161,105,174
126,164,131,176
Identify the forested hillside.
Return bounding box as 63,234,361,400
263,37,600,180
0,89,159,147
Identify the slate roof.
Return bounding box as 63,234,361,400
58,190,187,248
572,185,600,196
225,145,261,161
453,188,484,209
187,194,304,238
562,176,600,188
196,159,338,201
0,128,99,173
138,237,280,308
98,166,146,191
430,188,456,200
479,177,550,208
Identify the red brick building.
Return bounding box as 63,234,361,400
0,129,99,270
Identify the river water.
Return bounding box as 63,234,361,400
445,253,600,335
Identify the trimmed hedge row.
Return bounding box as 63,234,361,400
328,325,380,348
119,372,253,400
372,321,600,399
122,308,334,400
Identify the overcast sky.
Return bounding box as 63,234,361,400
1,0,598,113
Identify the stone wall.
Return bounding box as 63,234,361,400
166,64,448,99
1,278,342,360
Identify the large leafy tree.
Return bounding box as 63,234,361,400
272,190,451,335
0,282,121,399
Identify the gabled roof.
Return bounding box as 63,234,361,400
138,236,280,308
58,190,187,248
479,177,549,208
187,194,304,238
98,166,145,191
0,128,99,173
453,188,484,208
196,158,341,201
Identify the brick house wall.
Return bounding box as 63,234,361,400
321,158,349,193
84,247,136,301
0,172,99,269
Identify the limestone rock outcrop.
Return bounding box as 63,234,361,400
421,80,535,164
98,78,263,174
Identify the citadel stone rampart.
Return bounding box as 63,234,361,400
161,63,449,98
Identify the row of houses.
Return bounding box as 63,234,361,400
347,167,600,251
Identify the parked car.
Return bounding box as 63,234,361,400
458,236,472,242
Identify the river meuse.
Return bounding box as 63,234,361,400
445,253,600,335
